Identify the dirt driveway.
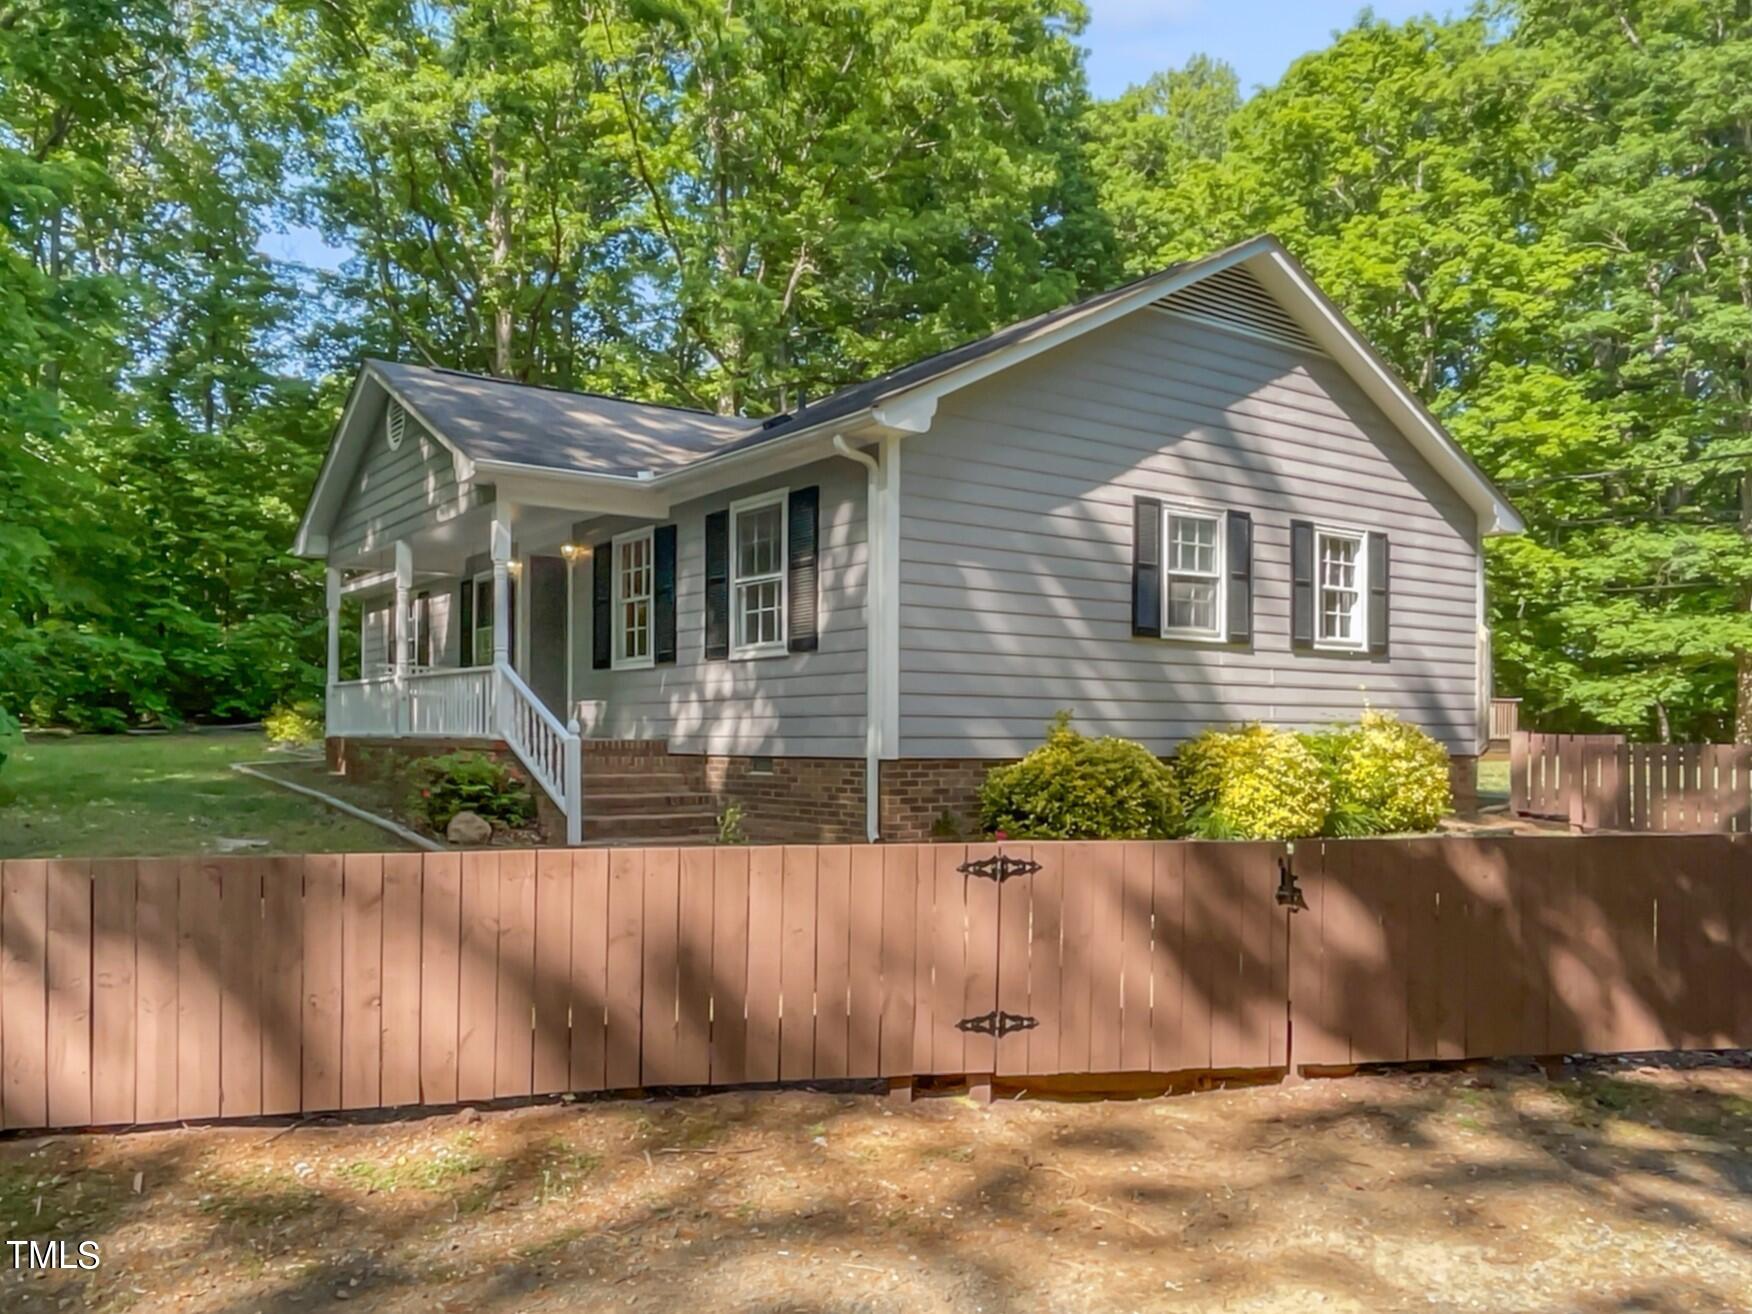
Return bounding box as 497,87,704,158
3,1057,1749,1313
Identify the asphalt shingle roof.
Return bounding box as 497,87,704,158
367,248,1222,476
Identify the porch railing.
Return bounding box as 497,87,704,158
325,664,581,846
406,666,497,738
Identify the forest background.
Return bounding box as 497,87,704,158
3,0,1748,742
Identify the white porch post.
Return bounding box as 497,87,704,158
491,505,513,668
393,540,412,734
325,566,341,689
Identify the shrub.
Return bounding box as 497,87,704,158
979,711,1183,840
1176,723,1330,840
716,803,748,845
264,700,323,747
1314,710,1452,834
408,752,535,833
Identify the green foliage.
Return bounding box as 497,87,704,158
408,752,534,833
264,700,323,747
1084,4,1752,741
1302,711,1453,836
979,711,1183,840
1177,724,1331,841
716,803,748,845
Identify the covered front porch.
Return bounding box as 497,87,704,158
322,496,643,846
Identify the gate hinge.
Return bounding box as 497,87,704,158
956,1009,1038,1038
958,854,1041,883
1275,851,1307,912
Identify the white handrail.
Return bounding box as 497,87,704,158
495,662,582,846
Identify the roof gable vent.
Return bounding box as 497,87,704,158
386,399,407,450
1152,265,1323,355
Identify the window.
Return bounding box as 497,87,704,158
613,528,653,669
471,572,516,666
1316,528,1366,649
1162,506,1224,638
731,491,787,658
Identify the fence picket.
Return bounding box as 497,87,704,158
217,860,262,1119
176,859,222,1120
261,857,303,1115
90,859,137,1127
46,860,93,1128
568,850,610,1092
2,860,49,1129
707,848,749,1086
381,853,424,1107
340,854,384,1111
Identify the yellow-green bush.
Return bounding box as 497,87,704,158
979,712,1183,839
1311,710,1452,834
1176,723,1330,840
264,700,323,747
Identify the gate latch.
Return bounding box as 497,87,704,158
1275,846,1307,912
957,1009,1038,1037
958,854,1042,883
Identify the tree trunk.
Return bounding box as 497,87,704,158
490,146,513,377
1738,469,1752,743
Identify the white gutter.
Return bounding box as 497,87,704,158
833,433,884,842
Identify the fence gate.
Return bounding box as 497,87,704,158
955,841,1293,1081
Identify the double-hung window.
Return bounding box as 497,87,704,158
613,528,653,669
731,490,787,658
1162,506,1224,639
1316,527,1366,649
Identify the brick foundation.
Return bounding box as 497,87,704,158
1448,753,1479,813
878,759,997,842
698,756,868,843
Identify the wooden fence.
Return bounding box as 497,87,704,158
0,837,1747,1131
1511,731,1752,833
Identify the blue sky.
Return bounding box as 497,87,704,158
261,0,1448,270
1081,0,1444,98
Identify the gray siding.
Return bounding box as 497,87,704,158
572,457,867,757
897,310,1481,757
330,401,471,558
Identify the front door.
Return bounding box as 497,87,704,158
527,554,569,719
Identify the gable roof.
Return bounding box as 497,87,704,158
366,359,761,476
296,235,1522,555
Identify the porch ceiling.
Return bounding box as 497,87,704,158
333,498,621,578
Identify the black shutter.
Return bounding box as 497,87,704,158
704,509,730,660
1225,511,1252,644
787,486,819,653
1290,519,1315,649
458,580,473,666
592,543,612,670
654,524,678,664
1132,497,1162,637
1368,531,1390,655
415,592,431,667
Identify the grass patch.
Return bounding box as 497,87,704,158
195,1168,331,1227
336,1137,488,1195
1476,758,1509,802
0,732,403,858
0,1164,126,1236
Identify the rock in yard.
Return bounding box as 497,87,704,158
446,810,492,845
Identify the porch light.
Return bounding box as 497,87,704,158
560,543,586,561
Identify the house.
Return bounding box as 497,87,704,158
293,235,1522,845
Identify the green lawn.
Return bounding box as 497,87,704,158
1476,757,1510,803
0,732,407,859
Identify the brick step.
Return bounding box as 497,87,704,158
585,790,714,814
583,769,699,789
583,811,720,841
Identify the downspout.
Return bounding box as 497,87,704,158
834,433,884,842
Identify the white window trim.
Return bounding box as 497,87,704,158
729,488,789,661
1313,524,1370,653
611,526,655,671
1159,502,1227,643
